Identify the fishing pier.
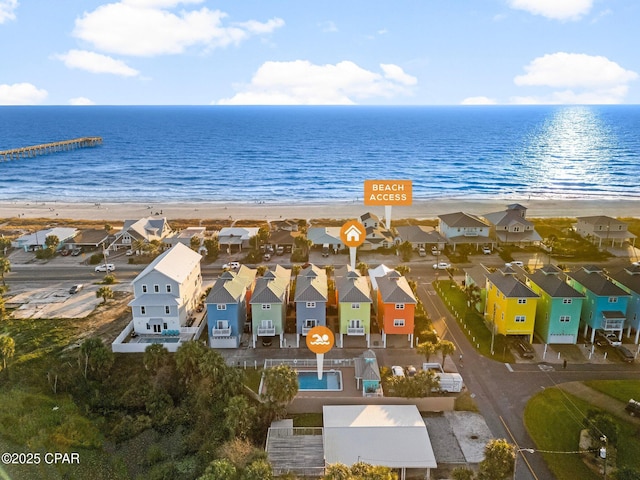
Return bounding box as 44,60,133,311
0,137,102,161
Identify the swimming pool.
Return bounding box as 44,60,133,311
139,337,180,343
296,370,343,391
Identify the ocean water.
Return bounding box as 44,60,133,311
0,105,639,204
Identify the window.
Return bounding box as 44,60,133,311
393,319,405,327
518,298,527,304
166,285,172,293
395,304,405,310
515,315,526,323
142,285,148,293
351,303,360,309
216,320,228,329
262,304,271,310
217,304,227,311
154,285,159,293
305,319,317,328
609,297,618,303
163,322,167,330
140,306,146,315
559,315,571,323
306,302,316,308
165,306,170,314
562,298,572,304
146,324,150,330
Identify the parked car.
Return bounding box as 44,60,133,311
595,330,622,347
625,399,640,416
505,261,524,267
322,245,330,257
405,365,417,377
515,339,535,359
126,249,134,256
418,248,426,257
276,246,284,255
69,284,83,294
433,262,451,270
431,247,440,256
261,336,274,347
482,246,492,254
71,248,82,256
263,253,271,261
94,264,115,273
391,365,405,377
614,345,635,363
222,262,240,270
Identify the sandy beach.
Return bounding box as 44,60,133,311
1,198,639,223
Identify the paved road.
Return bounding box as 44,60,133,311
415,272,640,480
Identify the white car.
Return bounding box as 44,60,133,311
482,246,492,254
222,262,240,270
95,263,115,273
433,262,451,270
505,261,524,267
391,365,405,377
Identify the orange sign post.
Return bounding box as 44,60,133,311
340,220,366,270
364,179,413,229
306,326,335,379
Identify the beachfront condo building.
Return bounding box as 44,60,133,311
250,265,291,348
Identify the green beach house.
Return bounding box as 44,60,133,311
250,265,291,348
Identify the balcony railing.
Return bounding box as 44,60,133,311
258,326,276,336
347,327,365,335
211,327,231,337
301,326,314,335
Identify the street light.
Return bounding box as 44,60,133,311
514,448,534,480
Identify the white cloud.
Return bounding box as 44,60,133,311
54,50,139,77
69,97,96,106
318,20,338,33
510,87,631,105
514,52,637,92
216,60,417,105
508,0,593,21
461,96,498,105
0,82,47,105
73,2,284,57
381,64,417,86
0,0,18,24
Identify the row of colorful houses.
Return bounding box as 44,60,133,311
466,262,640,345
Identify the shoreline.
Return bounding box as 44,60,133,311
1,198,639,223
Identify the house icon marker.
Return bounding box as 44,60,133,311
340,221,366,247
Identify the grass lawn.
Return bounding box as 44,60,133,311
434,280,515,363
291,413,323,427
583,380,640,404
525,386,640,479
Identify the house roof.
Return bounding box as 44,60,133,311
122,217,171,242
323,405,437,469
577,216,627,227
527,270,584,298
606,265,640,294
483,209,534,229
68,229,110,246
218,227,259,242
307,227,342,246
395,225,444,244
368,264,395,291
270,229,300,245
354,349,381,381
487,269,539,298
250,266,290,304
134,242,202,285
464,265,490,289
14,227,78,246
567,266,630,297
173,227,205,239
295,264,328,302
337,273,372,303
377,273,417,304
206,267,256,304
438,212,489,228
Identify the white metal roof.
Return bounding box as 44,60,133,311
323,405,436,469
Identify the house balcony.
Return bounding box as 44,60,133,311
302,326,314,335
463,231,479,237
211,327,232,337
347,327,366,335
258,326,276,336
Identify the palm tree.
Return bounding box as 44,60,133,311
96,286,113,304
0,257,10,286
438,340,456,366
143,343,170,372
356,261,369,276
395,264,411,276
261,365,299,412
132,239,146,255
417,341,438,363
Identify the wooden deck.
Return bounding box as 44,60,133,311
266,427,325,477
0,137,102,161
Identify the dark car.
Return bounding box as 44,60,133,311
261,336,274,347
626,399,640,416
614,345,635,363
516,340,535,359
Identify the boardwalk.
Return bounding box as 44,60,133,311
0,137,102,161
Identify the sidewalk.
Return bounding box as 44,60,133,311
558,381,640,425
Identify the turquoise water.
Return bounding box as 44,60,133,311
140,337,180,343
297,370,342,391
1,105,639,202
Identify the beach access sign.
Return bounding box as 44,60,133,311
364,180,412,206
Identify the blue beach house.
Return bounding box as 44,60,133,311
566,265,630,344
206,266,256,349
294,264,328,347
607,264,640,344
525,265,584,344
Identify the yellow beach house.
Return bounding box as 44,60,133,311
484,266,539,342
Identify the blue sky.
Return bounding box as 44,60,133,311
0,0,638,105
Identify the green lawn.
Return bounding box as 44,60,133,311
525,386,640,479
434,280,515,363
583,380,640,404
